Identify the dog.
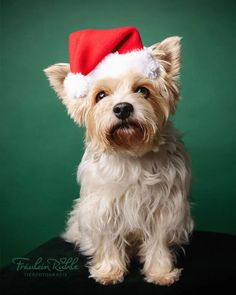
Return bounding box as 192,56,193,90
44,26,193,285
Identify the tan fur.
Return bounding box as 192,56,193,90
44,36,193,285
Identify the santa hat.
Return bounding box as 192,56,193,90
64,26,159,99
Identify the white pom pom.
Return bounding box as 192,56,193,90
64,73,89,99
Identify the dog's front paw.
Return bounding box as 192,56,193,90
89,265,125,285
144,268,182,286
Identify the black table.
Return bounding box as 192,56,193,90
1,231,235,294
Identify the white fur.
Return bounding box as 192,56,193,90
64,48,159,99
63,122,193,284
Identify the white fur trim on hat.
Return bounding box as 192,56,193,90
64,48,159,99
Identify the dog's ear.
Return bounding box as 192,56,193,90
150,36,181,80
44,63,70,98
44,63,87,125
149,37,181,114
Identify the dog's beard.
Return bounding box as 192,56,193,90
106,119,156,150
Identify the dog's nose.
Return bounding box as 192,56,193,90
113,103,134,120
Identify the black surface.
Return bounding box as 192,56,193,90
1,231,236,294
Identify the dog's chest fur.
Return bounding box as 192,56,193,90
76,122,190,236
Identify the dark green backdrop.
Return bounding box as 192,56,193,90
1,0,236,267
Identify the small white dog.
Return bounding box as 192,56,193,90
45,26,193,285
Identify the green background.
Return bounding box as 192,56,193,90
1,0,236,267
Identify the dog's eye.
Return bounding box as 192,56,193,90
135,86,150,98
96,91,107,102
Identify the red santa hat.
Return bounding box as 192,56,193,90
64,26,159,99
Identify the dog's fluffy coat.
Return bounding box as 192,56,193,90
45,36,193,285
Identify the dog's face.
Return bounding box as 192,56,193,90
45,37,181,155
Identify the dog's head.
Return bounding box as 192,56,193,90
45,36,181,155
